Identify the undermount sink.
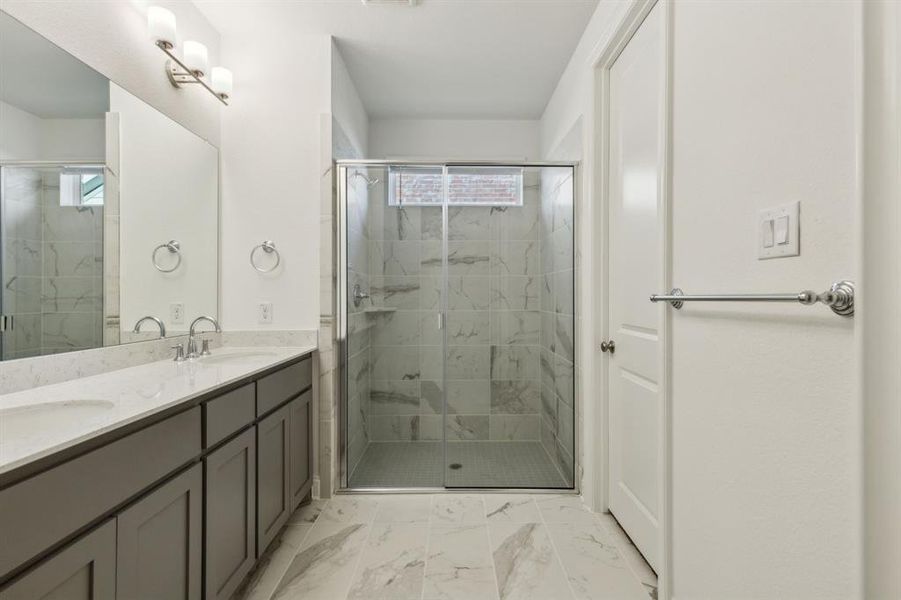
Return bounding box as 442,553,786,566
0,400,116,432
199,351,279,365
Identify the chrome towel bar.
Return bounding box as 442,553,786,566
650,280,855,316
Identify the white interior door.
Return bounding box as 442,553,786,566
606,1,665,572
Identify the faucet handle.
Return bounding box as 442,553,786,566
171,344,186,362
200,338,211,356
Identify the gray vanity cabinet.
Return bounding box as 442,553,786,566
256,404,291,556
204,428,256,600
289,390,313,510
116,464,203,600
0,520,116,600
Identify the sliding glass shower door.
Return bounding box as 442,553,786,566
341,162,575,490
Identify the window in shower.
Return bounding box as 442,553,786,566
342,163,575,490
388,165,523,207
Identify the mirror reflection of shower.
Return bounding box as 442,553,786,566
0,163,105,360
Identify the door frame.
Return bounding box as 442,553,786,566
590,0,673,597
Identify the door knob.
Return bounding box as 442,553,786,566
600,340,616,354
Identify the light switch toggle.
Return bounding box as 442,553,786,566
761,219,774,248
775,216,790,245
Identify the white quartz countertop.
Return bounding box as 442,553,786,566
0,346,316,477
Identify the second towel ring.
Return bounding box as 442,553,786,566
152,240,182,273
250,240,280,273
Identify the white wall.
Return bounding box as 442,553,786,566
542,0,862,597
219,33,331,331
331,41,368,158
0,100,104,161
112,83,218,333
369,118,540,160
670,3,859,597
0,100,40,159
1,0,222,146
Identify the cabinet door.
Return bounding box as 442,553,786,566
0,519,115,600
256,404,290,556
289,390,313,510
204,428,255,600
116,464,202,600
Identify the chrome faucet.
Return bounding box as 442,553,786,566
187,315,221,359
133,316,166,338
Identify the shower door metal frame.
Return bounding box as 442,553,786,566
336,160,580,493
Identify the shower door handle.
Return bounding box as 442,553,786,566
437,312,444,330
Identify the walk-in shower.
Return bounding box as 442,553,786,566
338,161,576,490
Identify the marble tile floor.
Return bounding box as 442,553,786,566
236,493,657,600
349,441,569,489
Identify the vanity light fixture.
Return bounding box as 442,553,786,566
147,6,231,105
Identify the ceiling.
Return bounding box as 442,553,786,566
195,0,600,120
0,12,109,119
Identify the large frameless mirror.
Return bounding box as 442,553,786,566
0,11,219,360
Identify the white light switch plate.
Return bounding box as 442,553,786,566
258,302,273,324
758,201,800,259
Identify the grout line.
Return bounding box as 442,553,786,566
536,494,579,600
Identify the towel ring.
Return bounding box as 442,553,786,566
250,240,280,273
152,240,182,273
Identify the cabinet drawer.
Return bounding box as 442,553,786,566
256,358,312,416
0,408,201,578
204,384,255,448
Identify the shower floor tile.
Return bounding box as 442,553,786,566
348,441,569,489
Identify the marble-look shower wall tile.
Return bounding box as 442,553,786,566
369,415,418,441
491,311,540,346
4,239,42,277
371,276,420,309
370,380,421,415
370,204,421,242
43,241,97,277
446,346,490,380
491,240,540,277
446,206,492,241
490,346,539,380
491,276,539,310
554,356,574,408
371,346,420,381
370,311,422,346
555,315,574,363
421,380,491,416
554,270,574,315
371,240,421,277
489,199,540,241
446,241,491,276
490,380,540,414
445,311,490,346
490,415,540,441
446,415,489,440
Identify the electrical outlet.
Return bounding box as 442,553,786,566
258,302,273,324
169,302,184,325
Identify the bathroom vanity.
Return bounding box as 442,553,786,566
0,347,315,600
